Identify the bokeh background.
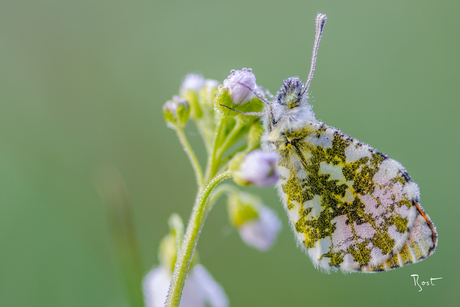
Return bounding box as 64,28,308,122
1,0,459,306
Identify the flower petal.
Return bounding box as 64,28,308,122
192,264,229,307
238,150,280,187
238,205,282,251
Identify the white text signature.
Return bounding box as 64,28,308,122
411,274,442,292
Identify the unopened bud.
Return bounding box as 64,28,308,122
200,79,220,108
163,95,190,129
222,68,257,105
180,73,205,119
180,73,205,95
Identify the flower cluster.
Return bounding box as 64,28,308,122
158,69,282,307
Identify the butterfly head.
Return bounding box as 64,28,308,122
276,77,306,109
263,13,327,134
264,76,315,133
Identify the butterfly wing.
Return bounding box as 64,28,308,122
274,123,437,273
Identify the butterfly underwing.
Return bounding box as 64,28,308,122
261,13,437,273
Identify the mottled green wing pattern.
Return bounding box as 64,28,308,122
275,123,437,272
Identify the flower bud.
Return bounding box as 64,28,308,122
214,69,265,121
158,232,177,273
200,79,220,108
180,73,205,95
222,68,257,105
180,73,205,119
163,95,190,129
227,191,281,251
231,150,280,187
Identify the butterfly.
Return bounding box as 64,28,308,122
260,13,437,272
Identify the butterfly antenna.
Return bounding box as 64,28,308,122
219,104,264,117
236,81,271,105
302,13,327,96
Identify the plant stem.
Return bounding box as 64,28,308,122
165,171,231,307
175,128,205,190
204,117,226,182
216,120,246,162
196,120,213,156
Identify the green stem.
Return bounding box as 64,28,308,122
175,128,205,190
219,144,247,166
196,120,213,156
166,171,231,307
216,120,247,162
204,117,226,182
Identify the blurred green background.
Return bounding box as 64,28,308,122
1,0,459,306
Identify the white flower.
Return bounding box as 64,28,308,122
222,68,257,104
143,264,229,307
238,205,282,251
238,150,280,187
180,73,205,95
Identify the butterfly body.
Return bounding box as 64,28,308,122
262,76,437,272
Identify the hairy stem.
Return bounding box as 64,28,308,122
204,117,226,182
216,120,247,162
165,171,232,307
175,128,205,190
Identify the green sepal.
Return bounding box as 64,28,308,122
162,97,190,129
182,89,203,119
158,233,177,273
199,83,218,111
177,103,190,128
214,87,264,123
247,120,263,151
227,191,260,227
158,213,199,273
163,111,175,128
229,152,250,186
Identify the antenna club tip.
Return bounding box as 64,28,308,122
316,13,327,31
316,13,327,20
317,13,327,21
